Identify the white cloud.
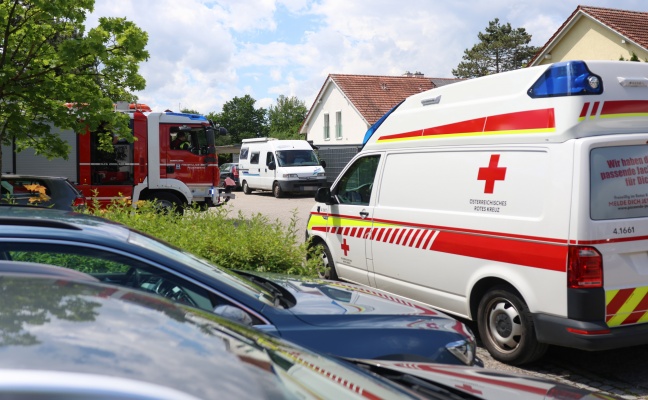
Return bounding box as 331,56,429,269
87,0,648,115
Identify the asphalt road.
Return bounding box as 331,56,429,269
220,190,648,399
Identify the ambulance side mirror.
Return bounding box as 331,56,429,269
315,187,335,204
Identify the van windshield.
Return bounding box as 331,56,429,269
276,150,320,167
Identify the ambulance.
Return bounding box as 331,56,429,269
307,60,648,365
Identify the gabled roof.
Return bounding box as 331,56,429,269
329,74,435,125
302,74,463,134
529,5,648,65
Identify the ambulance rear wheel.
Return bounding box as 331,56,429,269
273,182,284,198
477,286,548,365
309,242,338,280
242,181,252,194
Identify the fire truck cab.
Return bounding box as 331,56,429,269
77,103,232,212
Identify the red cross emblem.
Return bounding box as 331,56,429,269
455,384,482,395
341,238,350,256
478,154,506,194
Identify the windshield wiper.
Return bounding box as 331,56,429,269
234,271,295,308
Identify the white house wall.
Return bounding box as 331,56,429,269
306,83,369,146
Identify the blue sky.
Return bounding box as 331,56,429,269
87,0,648,115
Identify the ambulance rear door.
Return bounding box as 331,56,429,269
579,134,648,329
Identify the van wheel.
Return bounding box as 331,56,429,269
309,243,338,280
242,181,252,194
150,192,184,215
477,286,548,365
273,182,284,198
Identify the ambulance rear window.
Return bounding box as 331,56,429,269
591,145,648,220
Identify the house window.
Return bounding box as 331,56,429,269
323,113,330,140
335,111,342,139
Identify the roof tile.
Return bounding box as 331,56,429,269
330,74,461,125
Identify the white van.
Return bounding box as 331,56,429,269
307,60,648,365
238,138,327,198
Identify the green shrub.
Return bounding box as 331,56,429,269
84,197,320,277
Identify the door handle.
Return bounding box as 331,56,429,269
359,210,369,219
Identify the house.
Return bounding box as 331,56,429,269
300,73,461,183
529,5,648,66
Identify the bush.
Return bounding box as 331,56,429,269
85,197,320,277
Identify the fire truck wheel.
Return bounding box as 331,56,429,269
242,180,252,195
477,285,548,365
151,192,184,215
308,242,338,280
273,182,284,198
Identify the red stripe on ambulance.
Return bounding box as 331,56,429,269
377,108,555,142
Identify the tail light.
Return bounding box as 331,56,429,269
567,246,602,288
73,195,87,208
233,166,239,179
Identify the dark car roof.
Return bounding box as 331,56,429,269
0,275,421,399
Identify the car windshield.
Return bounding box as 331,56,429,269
126,230,277,306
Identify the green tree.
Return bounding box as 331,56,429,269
213,95,267,144
0,0,149,177
268,95,308,140
452,18,538,79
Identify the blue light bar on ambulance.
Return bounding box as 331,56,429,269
528,60,603,98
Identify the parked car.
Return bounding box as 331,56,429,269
0,206,477,367
0,174,85,210
0,273,620,400
219,162,241,190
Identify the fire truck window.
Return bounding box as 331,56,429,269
90,130,134,185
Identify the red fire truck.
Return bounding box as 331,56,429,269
75,102,233,212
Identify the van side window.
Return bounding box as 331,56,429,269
240,147,249,160
334,155,380,205
250,152,260,164
266,152,275,166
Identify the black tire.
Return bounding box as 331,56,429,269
242,181,252,195
273,181,284,198
477,285,548,365
150,192,184,215
309,242,338,280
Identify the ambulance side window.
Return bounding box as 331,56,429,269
334,155,380,205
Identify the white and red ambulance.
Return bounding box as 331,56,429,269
307,60,648,365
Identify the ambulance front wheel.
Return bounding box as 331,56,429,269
309,242,338,280
477,285,548,365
